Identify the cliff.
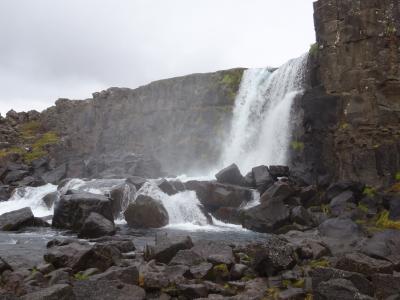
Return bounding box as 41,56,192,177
292,0,400,187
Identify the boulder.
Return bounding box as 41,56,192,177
260,181,296,204
336,252,394,275
0,185,10,201
157,179,178,195
177,283,208,299
325,181,364,202
251,165,274,194
268,165,290,179
371,273,400,299
42,192,59,209
291,206,314,226
124,195,169,228
4,170,29,185
241,199,290,233
89,265,139,285
78,212,116,239
0,207,35,231
146,233,193,264
190,262,213,279
109,182,136,218
0,257,12,274
169,249,205,266
126,176,147,190
212,207,241,224
298,185,318,207
215,164,246,186
191,240,235,265
362,229,400,266
52,192,114,231
20,284,75,300
88,236,135,253
42,164,67,184
315,278,373,300
329,191,355,217
389,195,400,220
230,263,248,280
185,180,252,211
73,280,145,300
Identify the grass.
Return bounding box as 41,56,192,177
282,278,305,289
20,121,41,140
309,258,330,269
363,186,376,198
219,69,244,101
386,24,397,36
73,273,89,281
309,43,319,56
375,210,400,230
0,147,26,159
24,131,59,163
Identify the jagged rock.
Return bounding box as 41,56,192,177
52,191,113,231
4,170,29,185
146,233,193,264
260,181,296,204
15,176,45,187
252,165,274,194
362,229,400,266
389,195,400,220
41,164,67,184
73,280,145,300
109,182,136,218
0,207,35,231
191,240,235,265
36,263,54,275
157,179,178,195
185,180,252,211
169,249,205,266
291,206,314,226
215,164,246,186
336,252,394,275
268,165,290,179
371,273,400,300
190,262,213,279
78,212,116,239
241,199,290,233
42,192,59,209
278,288,306,300
310,267,374,296
329,191,355,217
89,265,139,285
124,195,169,228
20,284,75,300
315,278,374,300
46,268,71,286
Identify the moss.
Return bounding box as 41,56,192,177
242,274,256,281
376,210,400,230
363,186,376,198
213,263,230,279
309,258,330,268
266,287,280,299
219,69,245,101
73,273,89,281
0,147,26,158
358,203,369,214
339,123,349,131
395,172,400,182
282,278,305,289
309,43,319,56
390,182,400,193
385,24,397,36
23,131,59,163
305,293,314,300
20,121,41,140
321,204,331,215
291,141,305,151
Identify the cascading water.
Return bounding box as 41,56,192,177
220,54,308,173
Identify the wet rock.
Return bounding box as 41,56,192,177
42,192,59,209
78,212,116,239
20,284,75,300
36,263,54,275
73,280,145,300
212,207,241,225
126,176,147,190
336,252,394,275
109,182,136,218
185,180,252,211
88,236,135,253
89,265,139,285
215,163,246,186
16,176,46,187
4,170,29,185
0,207,35,231
278,288,306,300
147,233,193,264
124,195,169,228
315,278,373,300
157,179,178,196
252,165,274,194
0,185,10,200
389,195,400,220
52,191,114,231
268,165,290,179
41,164,67,184
241,199,290,233
310,267,374,296
192,240,235,265
371,273,400,300
169,249,205,266
362,229,400,266
260,181,296,204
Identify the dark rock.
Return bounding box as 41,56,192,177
298,185,318,207
0,257,12,274
52,191,113,231
185,180,252,211
157,179,178,195
212,207,241,225
310,267,374,296
215,164,245,186
33,217,51,227
4,170,29,185
362,229,400,266
36,263,54,274
252,165,274,194
73,280,145,300
230,263,248,280
315,278,373,300
291,206,314,226
241,199,290,233
42,164,67,184
20,284,75,300
88,236,135,253
16,176,46,187
42,192,59,209
126,176,147,190
177,283,208,298
191,240,235,265
169,180,186,192
371,273,400,300
260,181,296,204
329,191,355,217
0,185,10,200
46,268,70,286
0,207,35,231
89,265,139,285
278,288,306,300
78,212,116,239
336,252,394,275
124,194,169,228
169,249,205,266
246,237,297,276
389,195,400,220
148,233,193,264
190,262,213,279
268,165,290,179
325,181,364,203
109,182,136,218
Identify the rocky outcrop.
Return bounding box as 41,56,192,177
291,0,400,187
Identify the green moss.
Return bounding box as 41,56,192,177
219,69,244,101
0,147,26,158
23,131,59,163
321,204,331,215
20,121,41,140
363,186,376,198
358,203,369,214
291,141,305,151
385,24,397,36
395,172,400,181
305,293,314,300
309,43,319,56
73,273,88,281
376,210,400,230
309,258,330,269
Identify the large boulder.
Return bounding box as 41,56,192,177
215,164,246,186
371,273,400,299
191,240,235,265
260,181,296,204
52,192,114,231
336,252,394,275
0,185,10,201
325,181,364,203
42,191,59,209
185,180,252,212
0,207,35,231
315,278,373,300
108,182,136,218
241,199,290,233
329,191,355,217
41,164,67,184
251,165,275,194
3,170,29,185
78,212,116,239
268,165,290,179
124,195,169,228
362,229,400,266
157,179,178,196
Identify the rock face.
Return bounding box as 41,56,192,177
291,0,400,187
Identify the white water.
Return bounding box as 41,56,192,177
220,54,308,174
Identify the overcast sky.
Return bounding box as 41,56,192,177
0,0,316,115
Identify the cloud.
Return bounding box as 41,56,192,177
0,0,315,115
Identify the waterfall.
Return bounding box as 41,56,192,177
221,54,308,173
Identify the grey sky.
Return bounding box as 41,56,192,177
0,0,316,115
